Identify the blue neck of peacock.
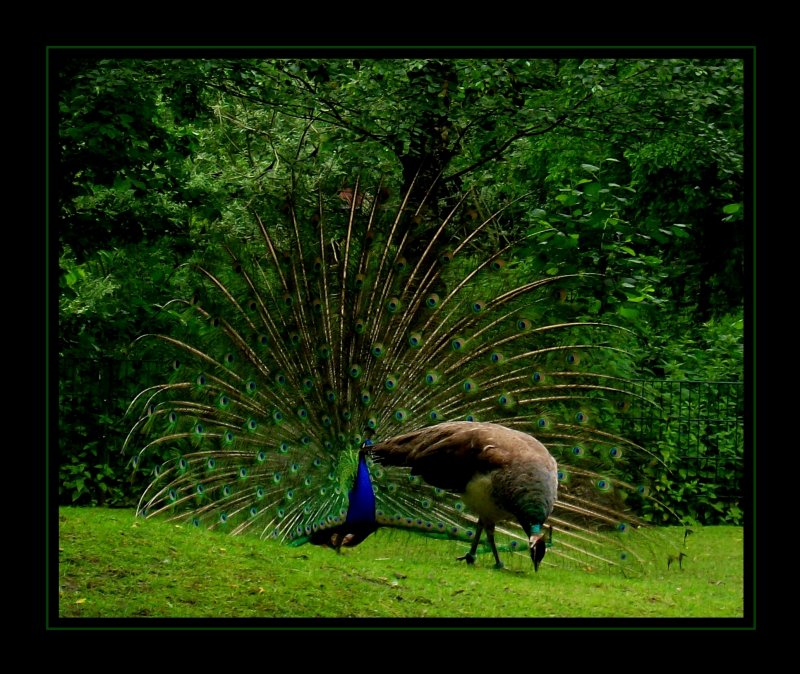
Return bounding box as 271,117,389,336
345,452,376,525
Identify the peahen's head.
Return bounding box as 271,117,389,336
510,513,549,571
529,529,547,572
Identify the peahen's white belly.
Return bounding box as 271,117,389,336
462,472,513,524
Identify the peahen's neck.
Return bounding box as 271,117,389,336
490,460,558,529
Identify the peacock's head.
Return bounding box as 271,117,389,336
310,521,378,551
332,523,378,550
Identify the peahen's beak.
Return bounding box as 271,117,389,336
529,534,546,572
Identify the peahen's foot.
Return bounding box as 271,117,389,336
493,561,505,569
457,552,476,565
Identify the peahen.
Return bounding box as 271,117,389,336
366,422,558,570
125,174,683,574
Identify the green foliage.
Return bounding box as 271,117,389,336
58,244,193,505
58,59,202,262
59,420,127,505
639,309,744,382
633,312,744,526
535,159,674,321
654,421,744,526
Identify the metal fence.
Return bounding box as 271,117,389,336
620,379,744,500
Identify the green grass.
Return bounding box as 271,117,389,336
56,507,745,621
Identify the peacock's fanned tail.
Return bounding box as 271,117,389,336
124,178,681,574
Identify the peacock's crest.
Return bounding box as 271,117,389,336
124,174,682,574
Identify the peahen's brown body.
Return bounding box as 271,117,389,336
125,176,683,574
370,422,558,569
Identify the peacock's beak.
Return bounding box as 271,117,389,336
529,534,546,572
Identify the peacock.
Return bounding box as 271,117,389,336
124,172,684,575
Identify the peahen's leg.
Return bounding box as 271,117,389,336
456,521,484,565
485,524,504,569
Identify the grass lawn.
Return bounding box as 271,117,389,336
55,507,746,624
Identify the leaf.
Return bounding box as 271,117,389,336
582,182,602,198
624,293,646,303
670,225,691,239
581,163,600,172
722,203,741,214
555,193,580,206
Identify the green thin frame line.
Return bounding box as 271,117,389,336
45,49,51,626
43,46,758,55
750,46,756,629
44,44,756,47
